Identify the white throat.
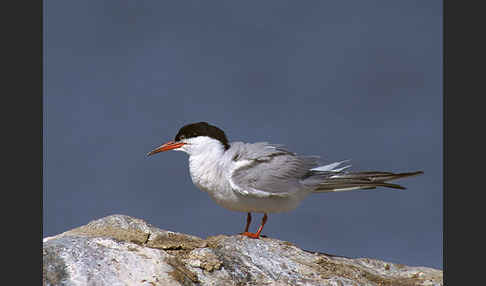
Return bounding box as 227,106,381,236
178,136,229,194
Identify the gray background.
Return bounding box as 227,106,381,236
43,0,442,269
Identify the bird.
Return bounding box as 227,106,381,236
147,121,423,239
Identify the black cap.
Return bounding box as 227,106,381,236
174,122,230,150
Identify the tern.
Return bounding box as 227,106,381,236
147,122,423,239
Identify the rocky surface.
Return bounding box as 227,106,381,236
43,215,443,286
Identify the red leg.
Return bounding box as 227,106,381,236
244,213,251,233
241,213,268,239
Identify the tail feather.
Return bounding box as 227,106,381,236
310,160,351,172
311,169,423,193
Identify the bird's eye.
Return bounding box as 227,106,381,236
179,135,185,140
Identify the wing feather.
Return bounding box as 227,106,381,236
228,142,319,197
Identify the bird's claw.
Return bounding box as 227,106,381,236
240,231,261,239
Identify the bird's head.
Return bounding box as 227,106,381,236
147,121,230,157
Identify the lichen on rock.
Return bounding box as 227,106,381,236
43,214,443,286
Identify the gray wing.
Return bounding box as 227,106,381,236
228,142,319,197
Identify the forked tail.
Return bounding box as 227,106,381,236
305,161,423,193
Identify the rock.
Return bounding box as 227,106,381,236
43,215,443,286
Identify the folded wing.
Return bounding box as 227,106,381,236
228,142,319,197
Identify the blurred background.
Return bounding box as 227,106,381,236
43,0,442,269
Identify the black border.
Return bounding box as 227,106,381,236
444,0,483,284
41,0,45,283
4,0,42,284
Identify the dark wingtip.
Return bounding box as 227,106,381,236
387,171,423,190
399,171,424,177
380,182,407,190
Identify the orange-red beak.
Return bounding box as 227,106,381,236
147,141,186,157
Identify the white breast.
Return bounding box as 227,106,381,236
188,153,244,210
183,137,308,213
